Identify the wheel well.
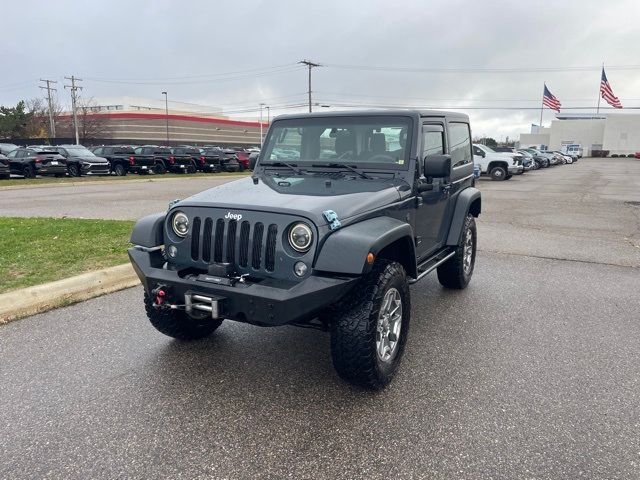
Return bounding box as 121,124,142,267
488,161,508,171
376,236,417,279
469,197,481,217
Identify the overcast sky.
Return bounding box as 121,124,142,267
2,0,639,139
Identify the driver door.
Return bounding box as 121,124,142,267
414,122,450,259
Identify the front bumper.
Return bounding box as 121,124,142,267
508,165,524,174
81,163,111,175
129,247,358,326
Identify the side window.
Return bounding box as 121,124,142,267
93,147,103,155
473,145,483,156
7,149,18,158
448,122,472,167
422,124,445,158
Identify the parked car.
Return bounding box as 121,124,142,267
473,144,522,180
550,151,573,164
51,145,111,176
134,145,197,174
0,153,10,179
519,148,549,168
170,147,202,172
5,147,67,178
634,152,640,159
494,146,531,171
91,145,156,175
128,109,481,389
196,147,223,173
516,150,538,170
200,146,239,172
232,148,250,171
0,143,18,155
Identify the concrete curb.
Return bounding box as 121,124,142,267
0,174,248,191
0,264,140,325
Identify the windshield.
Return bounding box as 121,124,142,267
66,147,95,157
262,116,413,169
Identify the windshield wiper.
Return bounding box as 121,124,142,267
259,161,303,175
312,163,372,179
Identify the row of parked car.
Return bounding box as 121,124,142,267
0,142,260,179
472,143,581,181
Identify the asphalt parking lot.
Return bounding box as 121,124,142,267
1,158,640,479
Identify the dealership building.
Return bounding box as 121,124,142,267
68,96,267,147
518,113,640,156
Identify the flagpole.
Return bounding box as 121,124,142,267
540,82,544,127
596,62,603,115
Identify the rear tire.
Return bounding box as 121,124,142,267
154,162,167,175
23,165,35,178
186,162,197,174
330,260,410,390
144,291,223,340
437,214,477,289
490,166,507,180
113,164,127,176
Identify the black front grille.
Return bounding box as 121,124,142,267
191,217,278,272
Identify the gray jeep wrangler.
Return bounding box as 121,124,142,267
129,110,481,389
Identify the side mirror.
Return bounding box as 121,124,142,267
249,152,259,170
423,154,451,178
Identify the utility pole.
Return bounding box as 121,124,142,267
298,60,321,112
39,79,57,138
64,75,82,144
259,103,265,145
266,105,270,124
162,91,169,143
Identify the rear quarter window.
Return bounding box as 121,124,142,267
448,122,472,167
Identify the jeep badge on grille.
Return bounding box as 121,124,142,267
224,212,242,221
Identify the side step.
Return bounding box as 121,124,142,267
408,249,455,284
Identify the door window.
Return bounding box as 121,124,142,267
449,122,472,167
422,124,445,157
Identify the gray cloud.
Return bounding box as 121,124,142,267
2,0,639,139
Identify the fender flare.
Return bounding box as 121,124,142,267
130,212,166,247
314,216,416,276
446,187,481,246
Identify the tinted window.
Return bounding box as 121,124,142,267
422,124,444,157
7,150,17,158
448,122,472,167
93,147,103,155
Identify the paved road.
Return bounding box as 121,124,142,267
1,159,640,479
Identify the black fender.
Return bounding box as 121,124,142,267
130,212,166,247
445,187,481,246
314,217,416,278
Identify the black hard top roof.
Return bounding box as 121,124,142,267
272,109,469,122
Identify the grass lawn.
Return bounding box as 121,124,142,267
0,217,135,293
0,171,250,188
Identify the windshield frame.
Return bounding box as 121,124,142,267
65,146,96,157
260,115,414,171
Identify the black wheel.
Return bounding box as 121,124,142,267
68,163,80,177
489,166,507,180
113,163,127,176
505,174,513,180
437,214,477,289
238,162,246,172
330,260,410,390
186,162,197,174
154,162,166,174
144,291,223,340
23,165,36,178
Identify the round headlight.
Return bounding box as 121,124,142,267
288,222,313,252
172,211,189,237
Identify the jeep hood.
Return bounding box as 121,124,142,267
177,175,405,226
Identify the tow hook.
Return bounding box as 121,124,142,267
151,285,168,307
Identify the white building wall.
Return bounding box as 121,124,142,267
602,114,640,155
548,119,605,155
519,132,550,149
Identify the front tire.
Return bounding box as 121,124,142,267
490,166,507,180
330,260,410,390
437,214,477,289
68,163,80,177
113,164,127,176
144,291,223,340
23,165,36,178
154,162,167,175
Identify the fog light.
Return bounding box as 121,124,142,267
294,261,308,277
167,245,177,258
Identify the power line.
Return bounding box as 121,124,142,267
324,63,640,74
39,79,57,137
298,60,321,112
64,75,82,144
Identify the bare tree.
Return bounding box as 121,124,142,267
76,97,109,143
25,98,53,139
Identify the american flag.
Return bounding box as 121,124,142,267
542,84,561,112
600,68,623,108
